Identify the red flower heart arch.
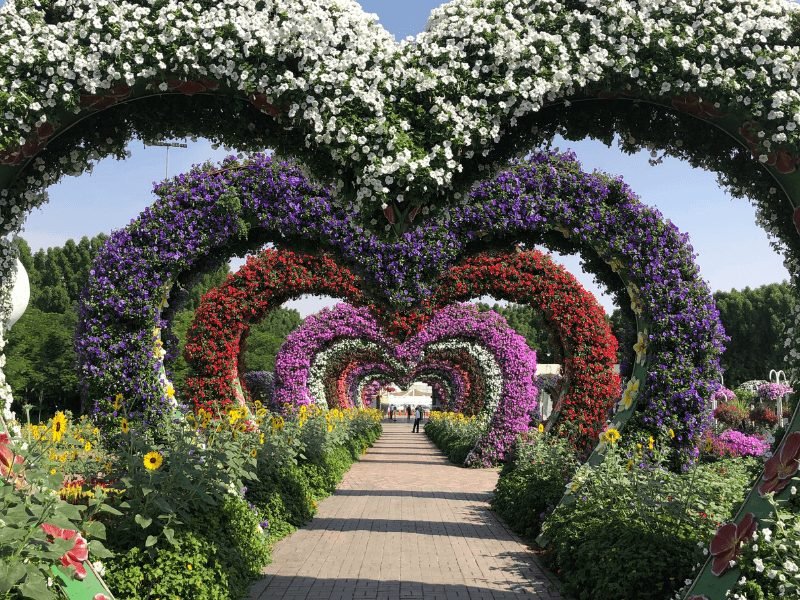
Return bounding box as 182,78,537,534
185,248,619,453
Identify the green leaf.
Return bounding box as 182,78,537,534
97,504,123,516
134,514,152,529
0,561,26,593
153,498,175,514
18,571,55,600
83,520,106,540
163,527,176,546
87,539,114,559
144,535,158,548
0,526,25,543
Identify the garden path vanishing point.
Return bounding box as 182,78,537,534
248,421,564,600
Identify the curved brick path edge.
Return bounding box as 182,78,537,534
248,422,565,600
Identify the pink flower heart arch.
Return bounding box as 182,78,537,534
271,302,539,467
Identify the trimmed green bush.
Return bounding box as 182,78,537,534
492,432,580,538
539,437,759,600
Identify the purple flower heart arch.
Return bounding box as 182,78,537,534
73,152,719,463
270,302,538,466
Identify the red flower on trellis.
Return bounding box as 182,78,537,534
709,512,757,576
758,431,800,496
185,248,619,454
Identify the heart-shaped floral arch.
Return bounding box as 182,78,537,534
0,1,796,592
70,152,717,461
186,248,619,457
265,301,538,466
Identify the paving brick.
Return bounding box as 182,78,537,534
247,423,565,599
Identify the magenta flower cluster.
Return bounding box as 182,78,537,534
715,430,771,458
757,383,794,402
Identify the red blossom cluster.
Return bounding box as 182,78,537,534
184,250,365,411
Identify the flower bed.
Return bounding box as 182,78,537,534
1,405,381,599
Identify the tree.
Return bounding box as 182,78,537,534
713,282,796,386
475,302,560,362
4,307,80,417
241,308,303,371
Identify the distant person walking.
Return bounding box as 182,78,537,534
412,406,422,433
406,405,412,422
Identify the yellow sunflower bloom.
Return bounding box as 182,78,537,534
143,451,164,471
120,418,130,434
51,411,67,443
600,427,621,445
537,423,545,433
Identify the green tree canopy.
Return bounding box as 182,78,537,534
713,282,796,386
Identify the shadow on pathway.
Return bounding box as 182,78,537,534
248,421,564,599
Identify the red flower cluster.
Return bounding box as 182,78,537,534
184,250,365,411
428,252,620,454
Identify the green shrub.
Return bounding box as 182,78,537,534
104,529,232,600
492,432,580,537
424,412,483,465
104,494,270,600
540,436,758,600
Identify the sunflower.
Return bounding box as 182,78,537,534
120,418,130,434
600,427,621,445
143,451,164,471
50,411,67,443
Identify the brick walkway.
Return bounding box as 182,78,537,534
248,422,564,600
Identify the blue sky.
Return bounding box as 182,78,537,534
18,0,789,315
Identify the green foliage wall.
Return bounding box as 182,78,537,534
476,302,560,362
